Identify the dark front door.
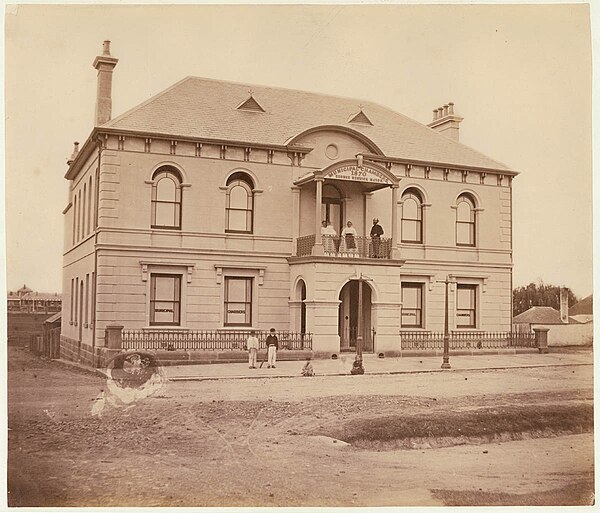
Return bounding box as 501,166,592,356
339,280,373,352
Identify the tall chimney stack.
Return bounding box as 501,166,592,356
92,40,118,126
427,101,463,141
559,287,569,324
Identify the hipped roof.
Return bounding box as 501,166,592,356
513,306,564,324
101,76,515,173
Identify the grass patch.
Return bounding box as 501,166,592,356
319,402,593,449
431,479,594,506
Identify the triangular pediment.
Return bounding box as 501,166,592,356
236,95,265,112
348,109,373,126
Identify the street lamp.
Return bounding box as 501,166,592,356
436,275,455,369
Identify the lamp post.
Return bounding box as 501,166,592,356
436,275,454,369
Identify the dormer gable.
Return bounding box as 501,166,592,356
348,108,373,126
236,94,265,113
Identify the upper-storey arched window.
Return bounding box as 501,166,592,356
456,194,476,246
151,167,182,229
401,188,423,243
226,172,254,233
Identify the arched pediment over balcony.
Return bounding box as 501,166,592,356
294,158,400,193
286,125,385,157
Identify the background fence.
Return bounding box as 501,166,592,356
400,331,536,350
122,329,313,351
30,327,61,359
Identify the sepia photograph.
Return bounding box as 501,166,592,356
4,2,595,509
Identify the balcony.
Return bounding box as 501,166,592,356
295,234,393,259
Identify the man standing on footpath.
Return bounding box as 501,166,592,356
265,328,279,368
246,330,259,369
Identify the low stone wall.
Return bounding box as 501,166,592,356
532,323,593,347
92,349,314,368
59,335,94,366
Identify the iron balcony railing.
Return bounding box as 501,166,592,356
400,330,536,350
122,329,313,351
296,234,392,259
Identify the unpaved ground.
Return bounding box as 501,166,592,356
8,347,594,507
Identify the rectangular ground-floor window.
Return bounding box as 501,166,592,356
456,284,477,328
150,274,181,326
224,277,253,326
401,283,423,328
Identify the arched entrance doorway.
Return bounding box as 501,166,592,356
294,279,307,335
338,280,373,352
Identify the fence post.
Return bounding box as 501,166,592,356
533,327,549,354
105,325,124,350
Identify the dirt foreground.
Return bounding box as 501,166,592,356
8,347,595,507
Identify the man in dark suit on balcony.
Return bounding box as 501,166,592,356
370,218,384,258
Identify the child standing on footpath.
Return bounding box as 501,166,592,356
265,328,279,368
246,330,259,369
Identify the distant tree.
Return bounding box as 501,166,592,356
512,281,578,317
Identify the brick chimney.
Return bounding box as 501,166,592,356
92,40,118,126
559,287,569,324
66,141,79,166
427,102,463,141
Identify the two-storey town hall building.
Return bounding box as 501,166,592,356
61,42,517,366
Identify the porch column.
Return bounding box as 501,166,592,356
313,177,324,255
363,192,373,238
291,186,300,253
390,184,400,259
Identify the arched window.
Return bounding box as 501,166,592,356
456,194,476,246
151,167,182,229
88,176,93,234
72,195,77,245
82,183,86,238
226,172,254,233
401,189,423,243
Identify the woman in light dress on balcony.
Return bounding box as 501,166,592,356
340,220,358,255
321,220,337,254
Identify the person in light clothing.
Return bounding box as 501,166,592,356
246,330,259,369
265,328,279,368
341,220,358,253
321,220,337,253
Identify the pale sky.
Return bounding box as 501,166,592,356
4,3,594,298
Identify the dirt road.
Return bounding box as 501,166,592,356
8,347,594,507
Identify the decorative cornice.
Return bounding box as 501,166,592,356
360,152,518,177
